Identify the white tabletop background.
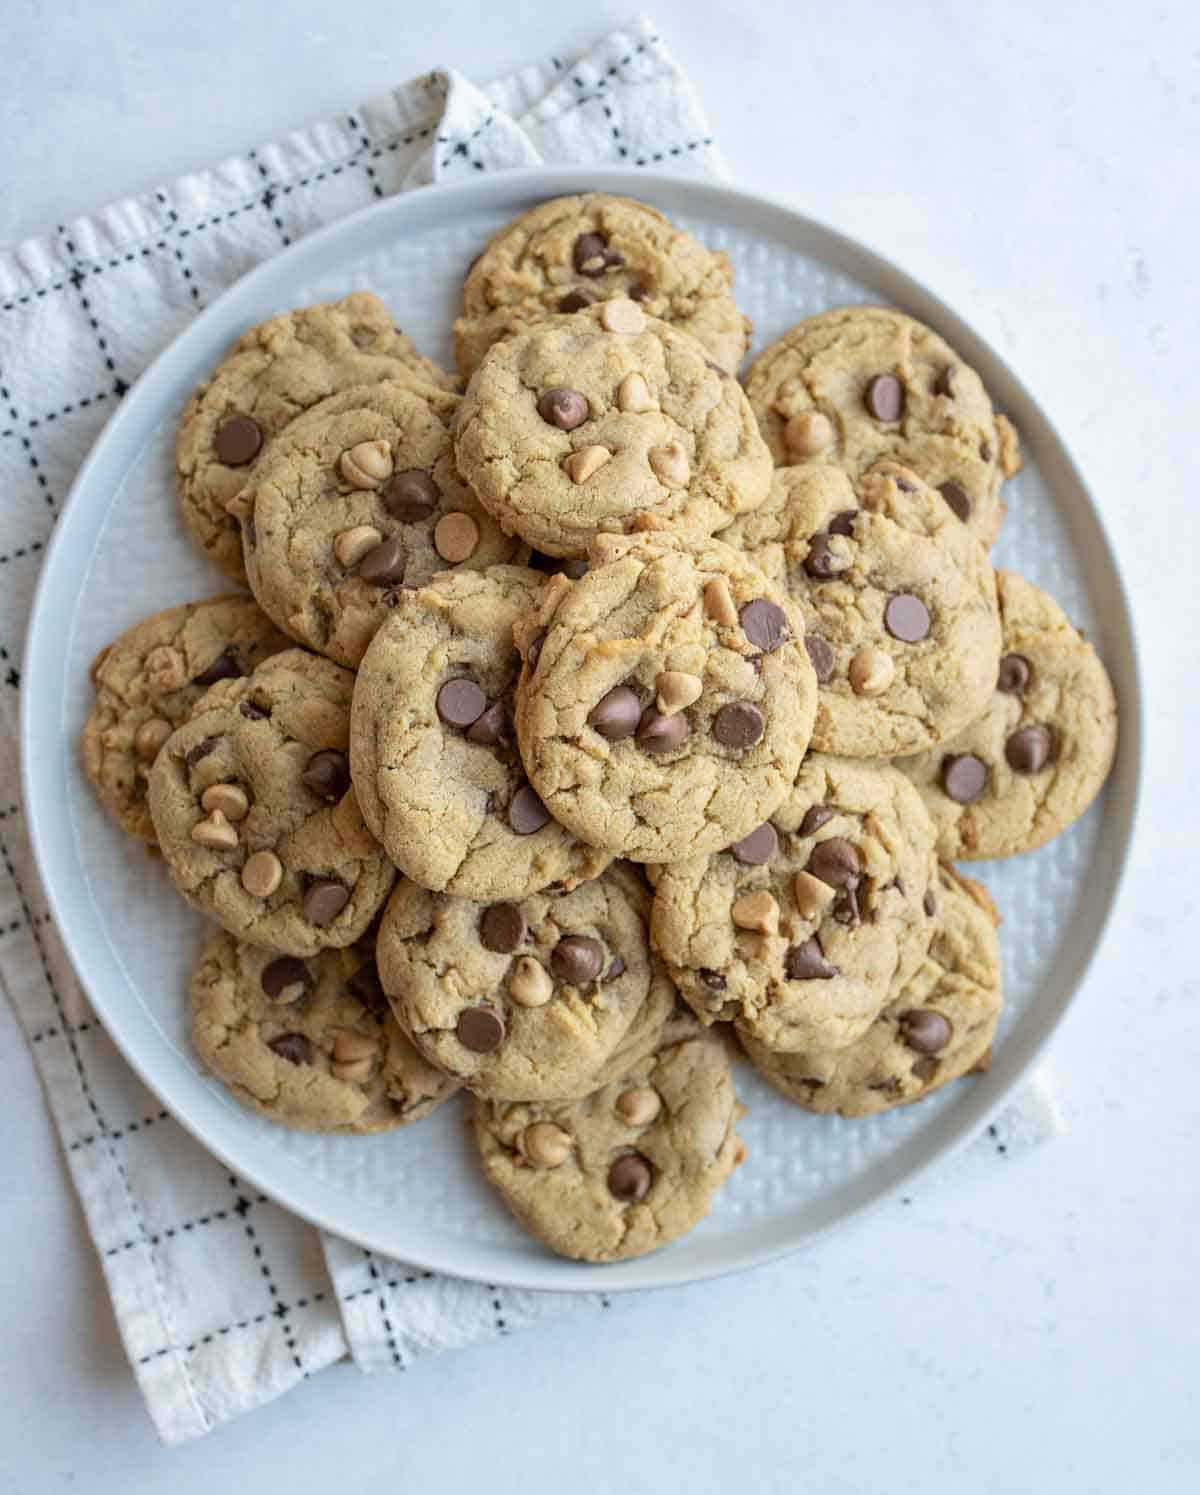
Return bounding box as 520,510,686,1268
2,1,1196,1490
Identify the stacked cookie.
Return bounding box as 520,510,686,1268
82,193,1118,1265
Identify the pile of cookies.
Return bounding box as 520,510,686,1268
82,193,1118,1264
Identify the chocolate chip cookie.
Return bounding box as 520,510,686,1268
743,305,1021,546
81,595,290,844
514,533,818,863
471,1012,744,1262
650,754,938,1052
176,292,455,584
726,462,1001,758
376,864,658,1101
454,299,772,558
239,379,520,667
191,927,457,1132
895,569,1118,858
741,865,1002,1115
454,192,750,381
148,649,395,954
350,565,611,898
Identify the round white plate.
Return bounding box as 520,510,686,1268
21,169,1141,1291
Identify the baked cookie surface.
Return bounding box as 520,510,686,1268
176,292,454,583
514,533,818,863
82,595,290,844
743,305,1021,546
454,299,771,558
148,649,395,954
191,927,456,1132
741,865,1001,1115
454,192,749,380
471,1012,744,1262
895,570,1118,858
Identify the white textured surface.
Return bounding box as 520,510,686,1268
52,181,1121,1278
3,1,1197,1490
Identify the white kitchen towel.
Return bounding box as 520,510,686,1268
0,14,1058,1447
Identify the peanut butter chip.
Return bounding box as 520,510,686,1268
704,577,739,627
200,782,250,821
331,1056,374,1084
145,645,186,692
617,372,656,413
615,1086,662,1127
848,646,896,695
600,298,645,334
332,1028,376,1064
334,525,383,568
433,511,480,563
339,439,394,489
731,889,780,934
241,849,283,897
190,810,239,850
519,1122,572,1169
784,410,834,455
509,956,553,1008
563,445,612,484
793,870,836,920
648,440,690,489
134,717,171,762
655,670,703,715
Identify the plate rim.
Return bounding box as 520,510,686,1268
20,166,1144,1292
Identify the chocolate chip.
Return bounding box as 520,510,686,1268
465,702,510,747
589,685,641,740
923,890,937,917
509,784,551,835
268,1032,312,1066
884,593,931,642
700,968,727,991
739,599,788,653
836,881,865,925
628,281,648,301
527,631,546,670
941,753,988,804
806,836,862,889
895,475,918,492
636,707,689,754
606,956,626,979
980,440,994,462
934,365,956,397
245,517,257,548
358,536,407,587
384,470,440,522
607,1152,653,1203
558,289,595,313
214,413,262,465
260,956,310,1002
537,387,589,430
239,701,270,720
552,935,605,986
303,880,350,926
911,1056,939,1081
805,635,835,683
712,701,765,748
828,509,857,536
192,647,242,686
800,804,835,837
997,653,1032,694
864,373,904,422
573,231,610,275
480,902,527,954
731,822,778,865
1006,725,1054,773
186,736,218,766
899,1008,953,1054
785,937,837,981
436,678,488,728
347,961,386,1017
302,749,350,802
938,480,972,523
456,1006,505,1053
803,533,840,579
